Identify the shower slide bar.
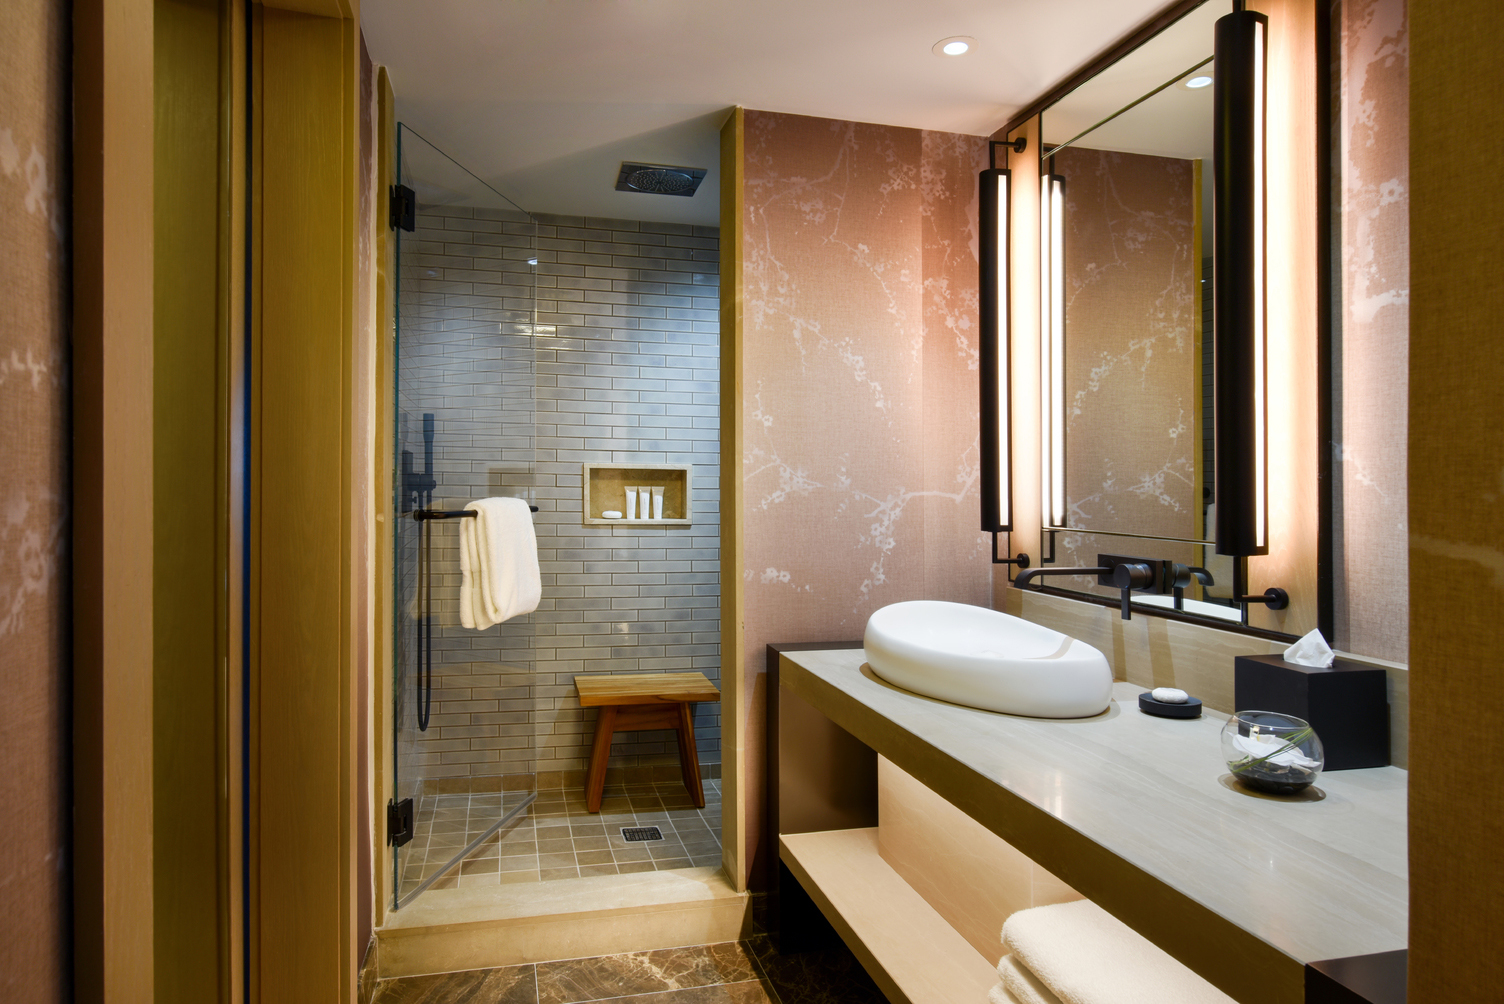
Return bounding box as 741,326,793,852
412,504,539,732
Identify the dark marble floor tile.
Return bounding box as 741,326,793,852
744,934,885,1004
609,981,774,1004
536,942,761,1004
371,964,536,1004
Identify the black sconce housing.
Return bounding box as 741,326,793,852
1212,8,1269,557
979,166,1012,533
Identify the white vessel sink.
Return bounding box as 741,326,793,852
863,600,1113,718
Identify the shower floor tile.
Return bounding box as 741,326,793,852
436,779,723,889
397,788,535,903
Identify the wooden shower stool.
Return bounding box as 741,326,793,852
574,672,721,813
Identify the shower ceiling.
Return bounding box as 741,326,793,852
362,0,1173,226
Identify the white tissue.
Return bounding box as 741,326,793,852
1231,729,1321,770
1283,628,1334,668
1151,687,1188,704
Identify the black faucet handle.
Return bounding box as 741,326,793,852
1110,563,1153,621
1112,562,1154,591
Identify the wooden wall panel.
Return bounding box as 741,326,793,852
371,60,397,938
718,107,747,890
153,0,242,998
251,6,359,1001
1408,0,1504,998
73,0,157,998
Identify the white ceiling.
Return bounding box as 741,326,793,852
362,0,1181,227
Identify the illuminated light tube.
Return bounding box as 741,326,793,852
978,166,1013,532
1212,7,1269,556
1039,172,1067,528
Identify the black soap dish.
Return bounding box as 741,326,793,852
1138,692,1202,719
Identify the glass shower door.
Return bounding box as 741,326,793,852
391,125,541,909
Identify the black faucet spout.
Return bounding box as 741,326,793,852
1014,562,1152,621
1012,566,1111,591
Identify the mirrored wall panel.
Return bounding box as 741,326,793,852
1038,1,1238,617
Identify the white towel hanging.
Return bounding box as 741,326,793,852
458,497,541,629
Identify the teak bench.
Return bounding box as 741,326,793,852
574,672,721,813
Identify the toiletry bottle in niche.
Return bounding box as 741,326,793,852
625,486,638,521
652,485,665,520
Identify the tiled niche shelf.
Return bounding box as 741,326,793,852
582,463,693,527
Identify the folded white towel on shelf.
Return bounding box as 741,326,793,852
458,497,541,630
1001,900,1237,1004
989,980,1025,1004
995,954,1062,1004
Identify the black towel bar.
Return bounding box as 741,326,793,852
414,505,538,521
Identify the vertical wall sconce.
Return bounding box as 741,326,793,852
1213,2,1269,557
1039,169,1067,530
980,138,1029,568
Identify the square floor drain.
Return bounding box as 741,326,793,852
621,826,663,842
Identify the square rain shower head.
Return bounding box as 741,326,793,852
615,162,707,198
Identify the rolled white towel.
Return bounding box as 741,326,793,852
1001,900,1237,1004
995,954,1062,1004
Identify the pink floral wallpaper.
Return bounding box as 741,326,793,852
738,110,991,878
0,0,71,998
1335,0,1408,663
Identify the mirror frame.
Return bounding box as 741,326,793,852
991,0,1331,640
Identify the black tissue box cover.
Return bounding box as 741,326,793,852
1233,654,1390,771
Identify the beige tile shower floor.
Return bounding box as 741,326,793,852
400,780,723,894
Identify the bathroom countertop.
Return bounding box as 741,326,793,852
778,648,1407,999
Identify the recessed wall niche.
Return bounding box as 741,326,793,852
583,462,693,525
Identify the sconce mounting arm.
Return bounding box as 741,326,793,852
1239,587,1289,611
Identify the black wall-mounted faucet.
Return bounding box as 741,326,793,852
1015,557,1155,620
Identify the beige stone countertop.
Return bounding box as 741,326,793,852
779,648,1407,987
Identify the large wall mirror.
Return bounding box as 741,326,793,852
1034,1,1247,623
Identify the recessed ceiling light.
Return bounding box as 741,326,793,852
1185,75,1214,89
933,36,974,57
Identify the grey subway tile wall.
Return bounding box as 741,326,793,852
399,205,721,786
396,203,541,796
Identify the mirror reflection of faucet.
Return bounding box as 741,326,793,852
1165,563,1215,611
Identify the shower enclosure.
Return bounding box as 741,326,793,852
391,126,541,908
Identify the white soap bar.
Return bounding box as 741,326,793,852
1151,687,1189,704
602,510,623,519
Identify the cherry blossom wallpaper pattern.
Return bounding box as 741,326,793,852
0,0,71,998
737,110,992,876
1335,0,1408,663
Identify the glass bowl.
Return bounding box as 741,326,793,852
1220,710,1325,795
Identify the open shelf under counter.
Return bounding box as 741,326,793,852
582,463,693,526
770,645,1408,1004
779,828,998,1004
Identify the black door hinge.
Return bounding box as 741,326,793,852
387,797,414,847
389,184,416,232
